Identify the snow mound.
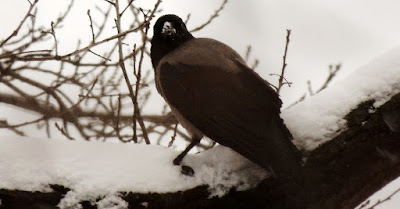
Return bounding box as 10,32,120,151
0,136,267,208
283,47,400,150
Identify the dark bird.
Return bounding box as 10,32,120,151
150,14,307,207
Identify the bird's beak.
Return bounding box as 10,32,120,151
161,22,176,36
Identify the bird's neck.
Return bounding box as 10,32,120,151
150,35,194,69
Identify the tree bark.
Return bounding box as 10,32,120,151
305,92,400,209
1,93,400,209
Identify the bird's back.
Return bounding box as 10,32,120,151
156,38,301,178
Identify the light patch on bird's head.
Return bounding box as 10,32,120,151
161,21,176,37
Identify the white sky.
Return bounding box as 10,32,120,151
2,0,400,208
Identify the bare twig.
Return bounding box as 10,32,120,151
184,13,191,25
55,122,75,140
0,0,39,47
121,0,135,17
0,93,179,125
0,79,97,132
115,94,124,141
1,23,148,62
132,9,153,145
114,0,152,144
245,45,252,62
50,21,58,56
276,29,291,94
114,0,137,142
103,0,115,6
251,59,259,70
307,63,342,96
89,49,111,61
87,9,96,43
359,187,400,209
270,73,292,88
141,0,161,22
307,80,313,95
132,46,139,142
168,123,179,147
286,63,341,109
190,0,228,32
0,120,25,136
284,93,306,110
315,63,341,94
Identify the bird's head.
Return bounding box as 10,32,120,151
153,14,193,42
151,14,194,68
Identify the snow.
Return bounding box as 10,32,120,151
355,175,400,209
95,195,129,209
283,47,400,150
0,136,266,208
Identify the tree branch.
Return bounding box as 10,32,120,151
276,29,292,94
0,0,39,47
190,0,228,33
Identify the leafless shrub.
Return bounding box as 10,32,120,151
0,0,226,148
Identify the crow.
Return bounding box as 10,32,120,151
150,14,307,208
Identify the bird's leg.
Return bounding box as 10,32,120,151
173,136,201,165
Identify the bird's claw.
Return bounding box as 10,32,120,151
173,157,181,166
180,165,195,176
173,155,194,176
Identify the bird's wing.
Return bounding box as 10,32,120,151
157,39,300,178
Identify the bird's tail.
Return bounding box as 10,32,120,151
257,118,309,208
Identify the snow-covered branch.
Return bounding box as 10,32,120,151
1,46,400,208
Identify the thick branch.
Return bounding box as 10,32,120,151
305,94,400,209
0,93,177,126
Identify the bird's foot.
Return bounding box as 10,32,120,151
173,152,195,176
173,159,195,176
173,156,182,166
180,165,195,176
